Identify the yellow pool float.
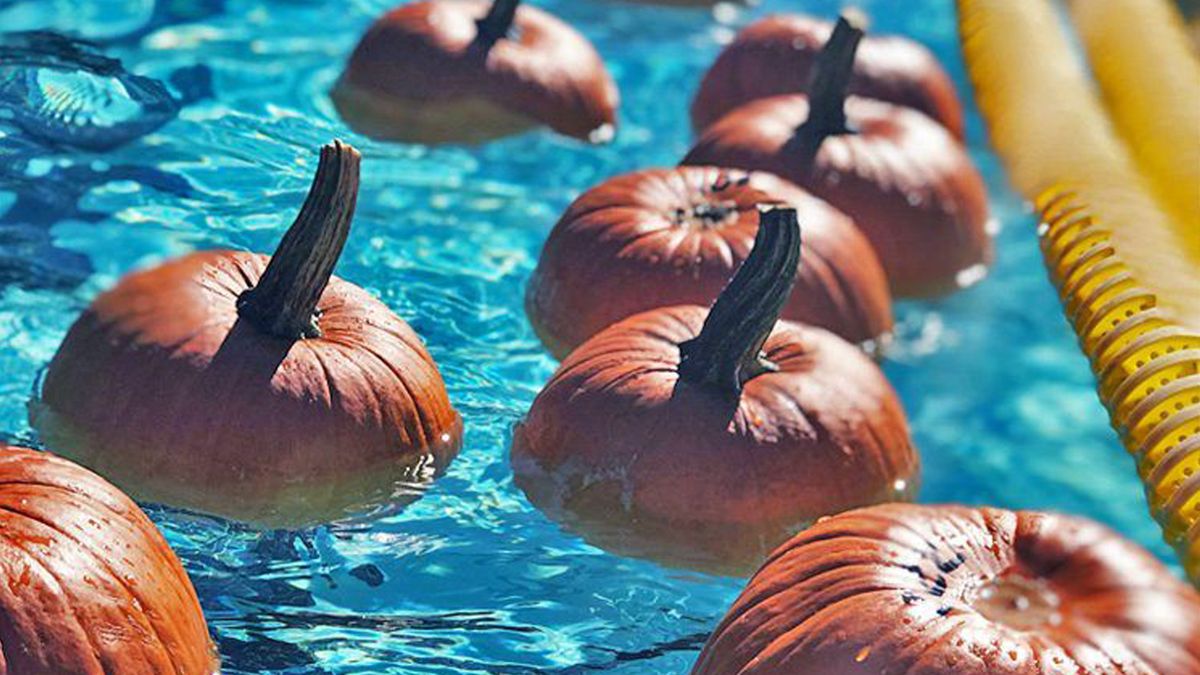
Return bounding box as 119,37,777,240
958,0,1200,583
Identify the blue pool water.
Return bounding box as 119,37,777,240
0,0,1178,672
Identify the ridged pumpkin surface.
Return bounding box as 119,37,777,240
513,305,917,573
35,250,461,527
694,503,1200,675
691,14,964,138
526,166,892,358
0,444,216,674
684,95,991,297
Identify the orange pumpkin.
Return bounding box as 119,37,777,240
332,0,619,144
693,503,1200,675
525,167,893,359
512,208,918,574
691,14,965,138
683,16,991,298
32,141,462,527
0,444,216,673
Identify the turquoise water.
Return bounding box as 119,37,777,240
0,0,1177,672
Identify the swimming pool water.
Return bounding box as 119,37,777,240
0,0,1178,672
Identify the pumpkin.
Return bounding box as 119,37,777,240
690,13,965,138
525,166,892,359
332,0,619,144
693,503,1200,675
683,16,991,298
0,443,216,673
31,141,462,528
512,208,918,574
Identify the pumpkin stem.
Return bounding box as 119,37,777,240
678,208,801,394
476,0,520,47
238,140,360,340
791,14,865,163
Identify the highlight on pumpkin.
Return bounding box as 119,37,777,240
958,0,1200,583
692,503,1200,675
31,140,463,528
331,0,619,144
683,14,992,298
512,207,919,575
0,444,218,674
524,166,893,359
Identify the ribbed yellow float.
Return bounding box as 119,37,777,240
958,0,1200,583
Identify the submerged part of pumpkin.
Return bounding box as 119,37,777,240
331,0,619,144
514,210,917,574
0,444,218,673
692,504,1200,675
525,167,893,358
33,141,462,527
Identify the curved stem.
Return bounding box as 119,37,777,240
678,208,802,394
237,140,360,340
791,15,865,163
476,0,521,48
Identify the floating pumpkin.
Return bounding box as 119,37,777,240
332,0,619,144
690,14,965,138
693,503,1200,675
512,208,918,574
31,141,462,527
526,166,892,359
683,16,991,298
0,443,216,673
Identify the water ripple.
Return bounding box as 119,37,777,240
0,0,1176,672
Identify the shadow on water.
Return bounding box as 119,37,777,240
0,29,212,292
0,155,193,291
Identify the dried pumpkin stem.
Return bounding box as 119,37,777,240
476,0,520,47
678,208,802,394
238,140,360,340
792,15,865,162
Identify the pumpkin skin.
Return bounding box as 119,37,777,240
332,0,619,144
693,503,1200,675
526,167,893,359
0,444,216,674
691,14,965,138
683,95,991,297
511,306,918,574
33,250,462,527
